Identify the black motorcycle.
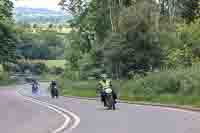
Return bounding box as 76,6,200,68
51,86,59,98
104,88,116,110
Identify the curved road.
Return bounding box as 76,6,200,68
1,83,200,133
0,84,65,133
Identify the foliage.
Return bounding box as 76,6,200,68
16,31,65,60
59,64,200,107
7,60,66,75
122,63,200,97
176,18,200,61
0,71,16,85
50,66,64,75
59,0,200,80
0,0,17,70
33,62,49,75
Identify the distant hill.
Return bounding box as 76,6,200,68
14,7,72,24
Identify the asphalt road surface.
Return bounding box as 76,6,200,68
1,83,200,133
0,84,64,133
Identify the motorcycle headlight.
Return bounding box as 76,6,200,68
105,88,112,94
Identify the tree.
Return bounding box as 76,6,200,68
17,31,65,60
48,23,54,29
60,0,200,80
179,0,199,24
33,23,38,28
0,0,17,71
58,24,63,32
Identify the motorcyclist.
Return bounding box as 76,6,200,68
98,74,117,106
50,80,57,88
50,80,59,98
32,80,39,94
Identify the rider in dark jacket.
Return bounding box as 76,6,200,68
50,80,57,88
50,80,59,98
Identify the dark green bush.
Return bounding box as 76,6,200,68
122,65,200,98
33,62,49,75
50,67,64,75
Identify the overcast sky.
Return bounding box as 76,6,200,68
13,0,62,11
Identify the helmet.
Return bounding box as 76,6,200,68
100,74,108,80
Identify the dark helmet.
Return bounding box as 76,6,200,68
51,80,56,84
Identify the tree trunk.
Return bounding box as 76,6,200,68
109,0,114,32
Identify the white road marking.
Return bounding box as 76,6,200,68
17,88,80,133
132,104,200,115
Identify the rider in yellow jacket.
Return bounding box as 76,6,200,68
98,74,117,106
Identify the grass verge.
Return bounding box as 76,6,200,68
0,72,16,86
59,64,200,107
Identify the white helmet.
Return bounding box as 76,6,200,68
101,74,108,79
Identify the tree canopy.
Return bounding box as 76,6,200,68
58,0,200,79
0,0,17,68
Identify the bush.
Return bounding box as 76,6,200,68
33,62,49,75
0,72,15,85
50,67,64,75
16,62,33,73
121,64,200,98
58,64,200,106
0,72,8,81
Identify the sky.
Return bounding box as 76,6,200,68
13,0,62,11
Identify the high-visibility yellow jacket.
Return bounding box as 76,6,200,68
99,80,111,90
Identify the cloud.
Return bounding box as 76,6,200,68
14,0,61,10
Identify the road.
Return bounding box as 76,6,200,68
1,83,200,133
0,84,65,133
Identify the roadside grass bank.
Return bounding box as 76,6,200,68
0,65,2,72
0,72,16,86
59,64,200,107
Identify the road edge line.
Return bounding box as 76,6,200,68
17,88,80,133
62,95,200,114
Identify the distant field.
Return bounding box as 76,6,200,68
43,60,66,68
18,60,66,68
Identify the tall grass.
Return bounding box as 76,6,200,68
126,64,200,97
59,80,97,97
0,72,15,86
59,64,200,107
0,65,3,72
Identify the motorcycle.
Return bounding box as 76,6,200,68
32,83,39,95
104,88,116,110
51,86,59,98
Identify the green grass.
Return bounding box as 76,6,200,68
0,72,16,86
59,80,97,97
59,64,200,107
43,60,66,68
19,60,66,68
59,79,200,107
38,73,61,81
0,65,3,73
